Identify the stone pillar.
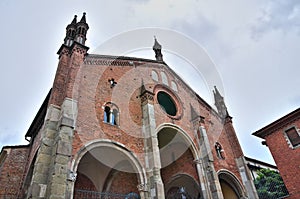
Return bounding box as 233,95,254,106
194,120,223,199
141,87,165,199
109,110,114,124
46,98,77,199
194,159,211,199
138,183,148,199
236,157,259,199
27,104,61,199
223,117,258,199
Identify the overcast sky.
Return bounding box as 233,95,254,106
1,0,300,165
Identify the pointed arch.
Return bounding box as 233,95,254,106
165,174,201,199
156,123,199,161
218,169,246,198
102,102,120,125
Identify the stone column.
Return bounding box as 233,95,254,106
223,117,258,199
138,183,148,199
193,119,223,199
27,104,61,199
194,159,211,199
141,87,165,199
109,110,114,124
236,157,259,199
46,98,78,199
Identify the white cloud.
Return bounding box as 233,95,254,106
252,0,300,39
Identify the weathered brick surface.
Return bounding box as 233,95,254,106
0,146,29,199
0,54,248,198
0,34,250,199
70,55,246,195
107,170,139,194
161,148,198,185
74,172,97,191
264,118,300,199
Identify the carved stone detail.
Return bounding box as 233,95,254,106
141,92,154,105
137,183,148,192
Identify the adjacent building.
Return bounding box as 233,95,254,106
244,156,278,179
253,108,300,199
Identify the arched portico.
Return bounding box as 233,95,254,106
156,123,202,198
165,174,202,199
156,123,199,160
69,139,147,198
218,169,246,199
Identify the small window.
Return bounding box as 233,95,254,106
151,70,158,81
161,72,168,86
285,127,300,147
171,81,178,92
103,103,119,126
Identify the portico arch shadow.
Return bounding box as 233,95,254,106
69,139,147,198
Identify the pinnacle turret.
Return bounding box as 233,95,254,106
153,37,163,61
79,12,87,23
62,13,89,47
213,86,229,118
75,12,89,45
64,15,77,46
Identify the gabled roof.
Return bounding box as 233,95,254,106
84,54,217,116
245,156,277,170
253,108,300,139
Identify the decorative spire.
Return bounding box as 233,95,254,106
190,104,199,121
75,12,89,45
213,86,229,118
58,13,90,56
79,12,87,23
64,15,77,46
71,15,77,25
153,36,163,61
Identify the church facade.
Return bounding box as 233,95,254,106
0,13,258,199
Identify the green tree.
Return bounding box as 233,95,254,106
254,168,289,199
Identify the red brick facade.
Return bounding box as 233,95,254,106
0,13,258,199
0,146,29,198
253,108,300,199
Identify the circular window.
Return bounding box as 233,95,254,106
157,91,177,116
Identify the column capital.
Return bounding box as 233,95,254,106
137,183,148,192
141,91,154,105
193,159,202,164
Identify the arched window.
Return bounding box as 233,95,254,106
103,103,119,126
151,70,159,81
171,81,178,92
77,27,82,34
161,71,168,86
104,106,110,123
67,29,72,37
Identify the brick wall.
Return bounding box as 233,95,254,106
161,148,198,186
74,172,97,198
108,170,139,195
0,146,29,199
265,118,300,199
69,56,246,196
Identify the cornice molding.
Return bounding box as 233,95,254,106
253,108,300,138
